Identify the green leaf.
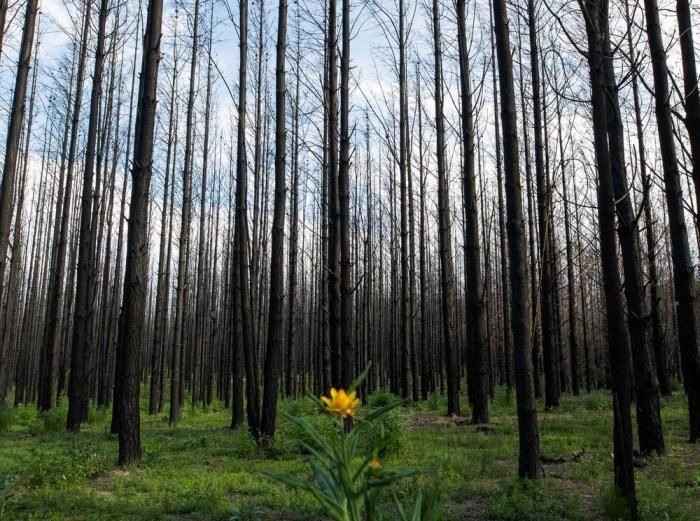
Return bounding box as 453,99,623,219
311,460,340,499
394,490,408,520
263,471,309,490
352,454,375,483
409,492,423,521
347,364,372,394
283,413,337,460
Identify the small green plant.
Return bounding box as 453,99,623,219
279,408,336,456
23,442,112,488
38,407,66,433
493,386,514,411
367,390,401,408
228,500,264,521
269,367,440,521
669,378,682,393
488,479,584,521
359,407,405,457
278,396,320,417
598,485,630,521
426,392,441,411
0,406,11,433
87,406,109,424
583,394,609,412
0,474,15,517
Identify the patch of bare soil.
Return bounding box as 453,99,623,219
407,414,460,428
559,480,600,520
89,469,132,480
445,496,488,520
408,414,497,429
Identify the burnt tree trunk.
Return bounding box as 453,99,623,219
578,0,638,514
0,0,40,330
457,0,488,423
431,0,460,416
260,0,288,440
650,0,700,441
68,0,110,431
492,0,540,478
114,0,165,466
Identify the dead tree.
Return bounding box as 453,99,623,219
68,0,111,431
624,0,668,396
457,0,488,423
260,0,289,440
527,0,559,410
171,0,201,427
339,0,354,388
647,0,700,442
491,0,541,479
114,0,166,466
577,0,638,514
231,0,261,439
431,0,460,416
37,6,89,412
0,0,40,324
149,10,180,415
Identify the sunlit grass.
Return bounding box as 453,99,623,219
0,389,698,520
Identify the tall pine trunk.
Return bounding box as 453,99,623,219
601,15,664,457
231,0,261,438
578,1,637,514
339,0,353,388
457,0,488,423
260,0,288,440
492,0,541,479
0,0,39,328
431,0,460,416
114,0,165,466
648,0,700,441
68,0,110,431
527,0,559,410
170,0,200,427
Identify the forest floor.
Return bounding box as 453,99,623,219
0,388,699,520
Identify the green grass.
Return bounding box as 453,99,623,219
0,390,698,520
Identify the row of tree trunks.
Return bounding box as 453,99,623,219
0,0,40,352
650,0,700,442
68,0,111,432
0,0,699,493
527,0,559,411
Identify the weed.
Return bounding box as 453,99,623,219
487,478,584,521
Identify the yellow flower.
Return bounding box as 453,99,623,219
320,388,361,418
370,459,381,469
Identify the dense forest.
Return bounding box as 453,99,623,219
0,0,699,519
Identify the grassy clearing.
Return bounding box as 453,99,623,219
0,389,698,520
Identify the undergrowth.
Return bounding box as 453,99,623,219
0,390,697,520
